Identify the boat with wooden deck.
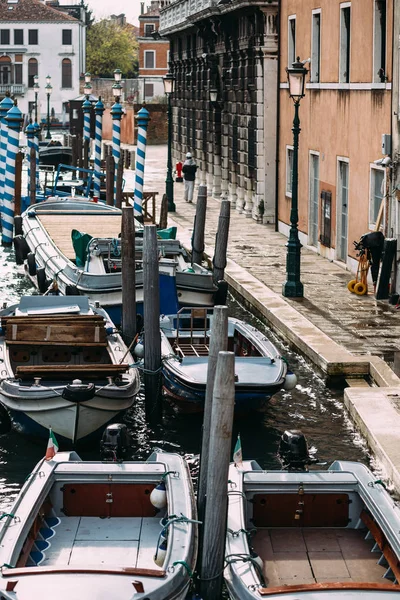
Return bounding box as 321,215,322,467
160,308,297,413
224,432,400,599
0,448,197,600
17,196,217,325
0,296,140,445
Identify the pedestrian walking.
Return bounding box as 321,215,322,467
182,152,198,202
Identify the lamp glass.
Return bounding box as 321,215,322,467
83,83,92,96
46,83,53,95
163,73,174,95
84,72,91,83
46,74,51,85
287,58,307,101
114,69,122,82
112,83,122,98
209,88,218,103
33,74,39,86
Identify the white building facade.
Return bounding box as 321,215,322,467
0,0,85,123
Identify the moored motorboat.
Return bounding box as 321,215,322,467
0,295,140,445
224,431,400,599
160,309,297,413
0,444,198,600
15,196,217,325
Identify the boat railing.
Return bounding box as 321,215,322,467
174,308,210,357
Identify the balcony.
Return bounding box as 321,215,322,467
159,0,216,33
0,84,25,96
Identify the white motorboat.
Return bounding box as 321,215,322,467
0,446,198,600
0,295,140,445
225,431,400,599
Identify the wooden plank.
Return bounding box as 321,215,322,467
8,340,108,347
360,510,400,581
3,315,105,324
16,364,129,375
259,583,399,595
6,323,107,344
2,566,166,577
37,214,122,260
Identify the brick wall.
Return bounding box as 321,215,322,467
139,40,169,75
134,103,167,144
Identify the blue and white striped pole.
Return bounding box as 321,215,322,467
134,107,150,218
82,96,91,143
2,103,23,245
33,121,40,191
0,94,13,216
111,100,123,204
93,97,104,198
25,121,35,196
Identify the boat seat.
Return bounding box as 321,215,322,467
360,509,400,582
16,364,130,380
174,343,209,358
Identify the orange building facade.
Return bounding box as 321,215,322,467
138,1,170,102
278,0,392,270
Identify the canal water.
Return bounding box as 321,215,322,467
0,245,370,516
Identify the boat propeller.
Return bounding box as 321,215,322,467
278,430,320,472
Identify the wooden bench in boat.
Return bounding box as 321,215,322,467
3,566,166,577
16,364,129,380
174,343,209,358
5,316,108,346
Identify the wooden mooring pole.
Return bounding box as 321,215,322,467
143,224,162,422
158,193,168,230
115,155,124,209
121,206,136,345
29,146,36,204
192,184,207,266
197,305,228,538
199,350,235,600
212,199,230,284
106,155,115,206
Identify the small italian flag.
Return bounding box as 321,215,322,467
233,434,243,468
45,428,59,461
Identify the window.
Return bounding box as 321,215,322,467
28,58,38,88
62,29,72,45
337,159,349,261
14,63,22,84
144,82,154,98
309,152,320,246
28,29,38,45
286,146,294,195
0,30,10,45
311,11,321,82
370,166,385,226
374,0,387,82
14,29,23,45
339,4,351,83
288,16,296,67
144,24,155,37
61,58,72,88
144,50,155,69
0,56,11,84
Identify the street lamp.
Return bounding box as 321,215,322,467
83,72,92,98
33,75,39,124
45,76,53,140
282,57,308,298
112,69,123,103
163,71,175,212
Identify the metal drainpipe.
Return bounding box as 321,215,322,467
274,0,281,232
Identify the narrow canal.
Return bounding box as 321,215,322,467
0,245,370,516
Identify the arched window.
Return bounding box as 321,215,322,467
28,58,38,88
61,58,72,88
0,55,11,85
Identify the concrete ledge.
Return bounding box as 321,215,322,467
344,388,400,491
171,218,399,386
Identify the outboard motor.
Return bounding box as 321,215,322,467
278,430,318,471
100,423,131,461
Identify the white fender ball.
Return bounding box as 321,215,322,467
150,481,167,509
283,371,297,391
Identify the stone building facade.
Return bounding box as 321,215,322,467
159,0,278,223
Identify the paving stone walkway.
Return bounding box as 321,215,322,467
124,144,400,363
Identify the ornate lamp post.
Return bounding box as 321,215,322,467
45,75,52,140
33,75,39,123
163,72,175,212
282,57,308,298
